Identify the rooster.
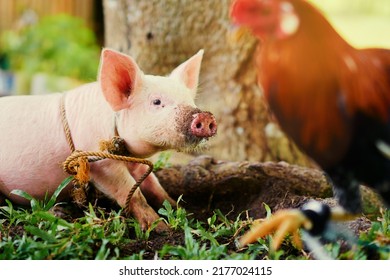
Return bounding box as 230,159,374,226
230,0,390,250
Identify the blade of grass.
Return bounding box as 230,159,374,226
45,176,73,210
24,225,57,243
10,189,34,201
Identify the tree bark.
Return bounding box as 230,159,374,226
103,0,311,165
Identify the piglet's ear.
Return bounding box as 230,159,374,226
99,48,143,111
170,49,204,92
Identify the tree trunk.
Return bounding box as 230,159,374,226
103,0,311,165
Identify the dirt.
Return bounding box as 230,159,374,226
155,156,333,220
108,156,376,258
0,156,381,259
120,230,185,260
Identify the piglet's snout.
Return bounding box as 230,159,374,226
190,112,217,138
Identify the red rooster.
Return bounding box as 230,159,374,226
230,0,390,250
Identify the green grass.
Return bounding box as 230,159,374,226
153,152,173,172
0,200,127,260
0,178,389,260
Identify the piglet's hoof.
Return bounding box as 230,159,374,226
126,188,169,233
128,203,169,233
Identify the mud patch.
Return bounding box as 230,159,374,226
155,156,333,221
120,230,184,259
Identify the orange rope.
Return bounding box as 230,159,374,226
60,95,76,153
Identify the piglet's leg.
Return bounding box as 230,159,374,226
128,163,176,209
90,161,168,232
126,188,169,232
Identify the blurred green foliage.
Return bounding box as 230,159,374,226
0,14,100,81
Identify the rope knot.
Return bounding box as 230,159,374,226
62,150,90,207
63,151,89,183
99,136,130,156
73,154,90,187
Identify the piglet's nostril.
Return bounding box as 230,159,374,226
196,122,202,129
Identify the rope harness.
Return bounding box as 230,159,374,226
60,95,154,214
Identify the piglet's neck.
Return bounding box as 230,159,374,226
63,82,117,151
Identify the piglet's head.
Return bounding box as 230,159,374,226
99,48,217,158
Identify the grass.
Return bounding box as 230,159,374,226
1,177,389,260
0,200,127,260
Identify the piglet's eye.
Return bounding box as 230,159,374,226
153,99,162,106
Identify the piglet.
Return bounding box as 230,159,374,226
0,48,217,230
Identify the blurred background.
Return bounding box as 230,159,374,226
0,0,390,95
310,0,390,48
0,0,104,96
0,0,389,96
0,0,389,163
